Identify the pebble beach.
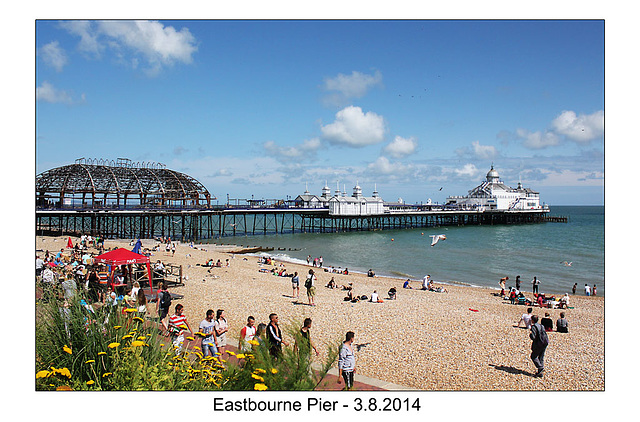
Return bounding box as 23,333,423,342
36,235,605,391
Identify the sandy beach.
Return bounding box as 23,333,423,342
36,235,604,391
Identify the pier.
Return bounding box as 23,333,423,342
35,207,557,242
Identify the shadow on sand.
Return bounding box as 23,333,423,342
488,364,535,377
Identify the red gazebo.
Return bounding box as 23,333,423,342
93,248,154,292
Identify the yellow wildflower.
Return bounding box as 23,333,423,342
179,324,189,330
131,340,146,347
56,385,73,391
36,370,51,379
124,308,137,313
113,325,122,329
248,340,260,346
159,343,165,347
85,360,95,364
133,316,144,323
102,372,112,377
108,342,120,349
186,336,195,341
271,368,278,374
63,345,72,354
137,336,146,340
86,380,95,385
98,352,107,356
122,334,133,340
251,374,265,382
236,353,246,359
254,383,268,391
254,368,267,374
58,368,71,378
227,351,236,356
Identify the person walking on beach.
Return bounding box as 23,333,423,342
529,315,549,378
156,282,172,330
531,277,540,294
515,275,521,291
592,285,597,296
584,284,591,296
572,283,577,295
337,331,356,390
199,309,219,358
291,272,300,300
305,269,317,306
297,318,319,356
267,313,288,358
214,309,229,354
319,256,323,268
168,304,193,353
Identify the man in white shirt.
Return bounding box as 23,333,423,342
421,274,431,290
517,307,533,329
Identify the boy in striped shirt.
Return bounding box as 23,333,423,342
168,304,193,353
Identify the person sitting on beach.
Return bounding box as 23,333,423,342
388,287,397,300
367,269,375,277
516,308,533,329
556,312,569,333
559,293,570,309
536,293,546,308
541,312,554,332
403,279,412,289
421,274,432,291
369,290,383,303
341,282,353,291
430,285,448,293
215,259,222,267
326,277,337,289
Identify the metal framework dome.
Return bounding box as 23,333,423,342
36,158,214,209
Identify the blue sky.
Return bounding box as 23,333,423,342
35,19,604,205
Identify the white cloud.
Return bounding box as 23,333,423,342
60,20,198,75
383,136,417,158
322,70,382,105
517,128,561,149
551,110,604,143
366,156,411,176
263,137,322,160
39,41,67,72
453,163,479,178
321,106,386,147
36,81,73,104
471,140,497,159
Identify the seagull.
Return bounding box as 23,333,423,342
429,234,447,247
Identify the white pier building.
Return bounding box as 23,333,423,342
446,165,544,211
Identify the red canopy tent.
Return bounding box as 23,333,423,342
93,248,154,292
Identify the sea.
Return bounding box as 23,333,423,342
204,206,604,296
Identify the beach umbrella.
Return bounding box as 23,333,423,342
132,238,142,255
67,237,73,248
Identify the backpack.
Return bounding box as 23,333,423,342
159,290,172,309
304,275,313,289
535,324,549,346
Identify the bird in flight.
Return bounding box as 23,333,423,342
430,234,447,247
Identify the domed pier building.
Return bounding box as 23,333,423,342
445,165,545,211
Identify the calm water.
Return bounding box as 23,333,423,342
205,206,604,295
